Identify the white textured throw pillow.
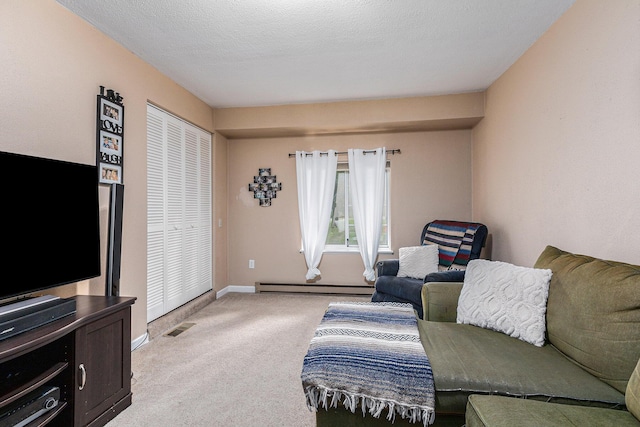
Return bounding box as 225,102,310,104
457,259,552,347
396,245,439,280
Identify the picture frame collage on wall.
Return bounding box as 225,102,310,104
248,168,282,206
96,86,124,185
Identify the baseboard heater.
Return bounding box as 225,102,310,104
255,282,374,295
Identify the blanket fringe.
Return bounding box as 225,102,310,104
304,385,436,427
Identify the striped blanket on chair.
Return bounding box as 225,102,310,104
424,220,480,270
301,302,435,426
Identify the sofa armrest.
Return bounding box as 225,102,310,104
376,259,399,277
423,270,466,283
421,282,463,322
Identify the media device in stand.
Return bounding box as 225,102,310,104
0,151,101,340
0,385,60,427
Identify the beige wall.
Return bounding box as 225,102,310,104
0,0,220,340
227,130,472,287
472,0,640,266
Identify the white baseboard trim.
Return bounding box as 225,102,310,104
131,332,149,352
216,285,256,299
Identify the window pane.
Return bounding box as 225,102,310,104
379,170,389,246
347,187,358,246
326,171,346,245
325,167,390,249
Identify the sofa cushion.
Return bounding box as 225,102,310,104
417,320,625,415
628,358,640,421
457,260,552,347
465,394,640,427
535,246,640,393
396,244,439,279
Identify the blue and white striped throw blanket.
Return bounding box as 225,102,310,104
301,302,435,426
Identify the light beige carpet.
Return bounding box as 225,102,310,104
106,292,370,427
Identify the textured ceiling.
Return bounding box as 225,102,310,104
56,0,575,108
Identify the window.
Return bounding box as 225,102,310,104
325,163,390,251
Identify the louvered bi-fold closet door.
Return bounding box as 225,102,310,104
198,134,212,295
146,104,212,323
183,126,213,302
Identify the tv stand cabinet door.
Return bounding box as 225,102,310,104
74,306,132,427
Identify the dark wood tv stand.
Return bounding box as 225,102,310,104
0,295,136,427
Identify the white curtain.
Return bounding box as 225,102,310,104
296,150,338,280
348,147,386,281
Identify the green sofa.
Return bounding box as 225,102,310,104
316,246,640,426
465,355,640,426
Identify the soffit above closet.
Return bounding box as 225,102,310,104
56,0,575,109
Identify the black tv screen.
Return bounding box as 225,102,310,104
0,151,101,300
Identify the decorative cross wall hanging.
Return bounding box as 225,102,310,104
248,168,282,206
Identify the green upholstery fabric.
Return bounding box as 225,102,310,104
465,394,639,427
417,320,625,415
420,282,463,322
464,357,640,426
534,246,640,393
628,358,640,420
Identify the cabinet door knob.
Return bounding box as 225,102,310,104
78,363,86,390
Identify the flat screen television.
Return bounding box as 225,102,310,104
0,151,101,301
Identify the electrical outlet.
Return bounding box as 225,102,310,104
249,259,255,269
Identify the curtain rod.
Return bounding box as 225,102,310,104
288,149,401,158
